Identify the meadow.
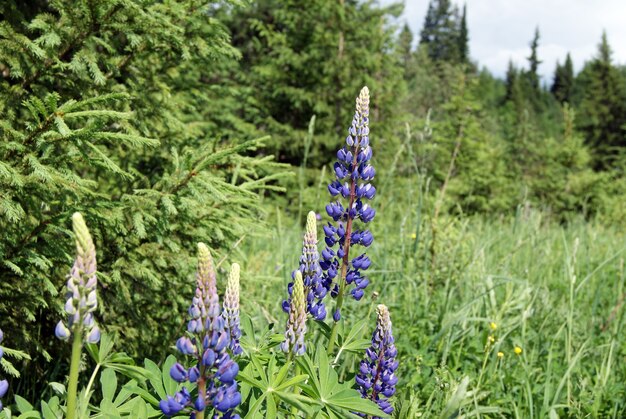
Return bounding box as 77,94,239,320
2,0,626,417
242,173,626,418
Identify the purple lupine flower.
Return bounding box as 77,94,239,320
281,271,307,356
321,87,376,319
160,243,241,419
355,305,398,417
55,213,101,344
0,329,7,410
223,263,242,355
283,211,327,321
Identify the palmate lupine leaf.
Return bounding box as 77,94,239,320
296,344,389,419
237,354,315,418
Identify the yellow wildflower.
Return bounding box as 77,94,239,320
489,322,497,331
410,233,417,239
487,335,495,343
514,346,522,355
497,351,504,358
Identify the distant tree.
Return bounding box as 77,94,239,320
398,23,415,79
525,27,542,93
457,3,469,64
419,0,462,63
224,0,406,166
551,53,575,103
504,60,524,110
577,32,626,169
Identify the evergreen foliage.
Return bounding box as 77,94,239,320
0,0,287,377
419,0,467,64
457,4,469,64
397,23,414,80
220,0,405,167
551,53,575,104
576,32,626,169
525,27,542,94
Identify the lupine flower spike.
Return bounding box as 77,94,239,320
55,213,101,419
0,329,8,411
160,243,241,419
55,212,100,344
355,305,398,418
323,87,376,351
281,271,307,357
223,263,242,355
282,211,327,321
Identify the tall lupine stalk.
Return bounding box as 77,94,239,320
223,263,242,355
355,305,398,417
281,271,308,357
322,87,376,353
54,213,100,419
160,243,241,419
282,211,327,321
0,329,7,410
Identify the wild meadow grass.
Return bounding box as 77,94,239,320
242,179,626,417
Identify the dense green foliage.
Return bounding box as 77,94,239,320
0,0,286,379
1,0,626,416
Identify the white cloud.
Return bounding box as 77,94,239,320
389,0,626,80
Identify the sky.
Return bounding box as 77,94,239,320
390,0,626,83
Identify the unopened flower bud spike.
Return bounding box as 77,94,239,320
55,213,101,419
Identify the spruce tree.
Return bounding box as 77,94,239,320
457,3,469,64
222,0,405,167
504,60,524,111
577,32,626,169
398,23,415,79
551,53,574,103
0,0,286,375
525,27,542,93
419,0,462,63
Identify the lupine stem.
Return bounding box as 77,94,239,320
369,347,386,406
290,363,302,418
327,146,359,355
197,371,206,419
66,331,83,419
84,363,101,396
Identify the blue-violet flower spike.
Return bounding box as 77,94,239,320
355,305,397,417
321,87,376,321
283,211,327,321
160,243,241,418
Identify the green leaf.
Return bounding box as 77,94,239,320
14,396,34,414
161,355,178,397
48,382,65,396
99,398,121,418
144,358,166,400
327,388,387,417
101,368,118,401
297,345,389,419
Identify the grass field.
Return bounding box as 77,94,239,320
240,175,626,417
